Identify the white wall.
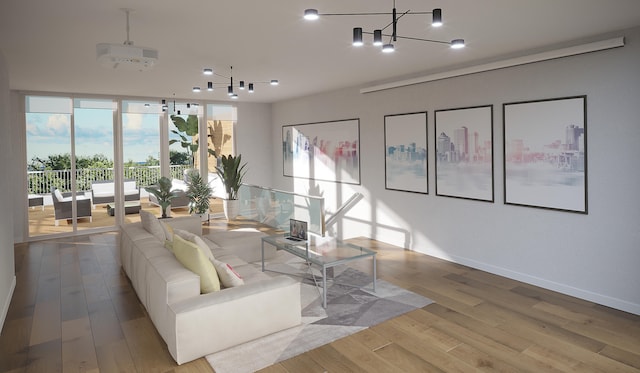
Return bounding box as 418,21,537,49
270,27,640,315
235,102,272,186
0,50,16,330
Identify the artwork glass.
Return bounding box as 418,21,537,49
503,96,587,213
435,105,494,201
384,112,428,194
282,119,360,184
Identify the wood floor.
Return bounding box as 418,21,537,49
1,221,639,372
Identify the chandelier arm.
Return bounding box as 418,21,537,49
318,12,393,16
379,9,410,32
381,33,451,45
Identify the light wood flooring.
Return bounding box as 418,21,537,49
1,219,639,372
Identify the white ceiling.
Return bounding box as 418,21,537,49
1,0,639,104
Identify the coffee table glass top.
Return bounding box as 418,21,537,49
261,234,375,267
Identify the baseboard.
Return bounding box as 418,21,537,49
0,276,16,332
426,251,640,316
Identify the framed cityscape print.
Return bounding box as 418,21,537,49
435,105,494,202
282,118,360,184
384,112,428,194
503,96,587,213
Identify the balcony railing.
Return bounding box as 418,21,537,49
27,165,191,194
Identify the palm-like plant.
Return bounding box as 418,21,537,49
215,154,247,200
185,170,213,214
144,176,176,218
170,114,216,167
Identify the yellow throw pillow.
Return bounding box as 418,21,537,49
174,229,215,261
211,258,245,288
172,235,220,293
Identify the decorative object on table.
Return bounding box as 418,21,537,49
435,105,494,202
185,169,213,222
144,176,177,218
503,95,587,213
384,111,428,194
215,154,248,220
282,119,361,184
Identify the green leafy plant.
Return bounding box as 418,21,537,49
170,114,216,167
144,176,177,218
185,170,213,215
215,154,247,200
170,114,199,167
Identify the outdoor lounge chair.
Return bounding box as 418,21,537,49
51,188,93,226
91,179,140,209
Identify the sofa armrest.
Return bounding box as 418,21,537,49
167,276,301,364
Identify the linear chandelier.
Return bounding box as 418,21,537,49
191,66,278,99
303,1,464,53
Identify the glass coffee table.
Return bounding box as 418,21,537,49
261,235,376,308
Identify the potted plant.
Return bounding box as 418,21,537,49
185,170,213,222
144,176,177,218
215,154,247,220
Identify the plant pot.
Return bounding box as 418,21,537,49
192,212,209,222
223,199,239,221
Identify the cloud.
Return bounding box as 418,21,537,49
123,113,143,130
46,114,70,136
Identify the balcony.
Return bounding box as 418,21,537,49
26,165,223,236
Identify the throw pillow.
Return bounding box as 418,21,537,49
54,188,65,202
160,221,174,241
174,229,215,261
139,210,165,242
211,258,244,288
172,235,220,293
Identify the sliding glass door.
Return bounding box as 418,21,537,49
26,96,116,236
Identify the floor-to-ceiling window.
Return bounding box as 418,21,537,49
121,100,164,218
206,104,236,199
73,98,117,232
26,96,74,236
24,93,237,239
26,96,117,236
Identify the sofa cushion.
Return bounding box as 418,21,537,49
211,259,244,288
172,235,221,293
174,229,214,261
140,210,165,242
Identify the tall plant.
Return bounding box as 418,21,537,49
170,114,199,167
170,114,216,167
215,154,247,200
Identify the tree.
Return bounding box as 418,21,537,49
170,150,191,165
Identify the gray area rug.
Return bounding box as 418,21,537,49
206,255,433,373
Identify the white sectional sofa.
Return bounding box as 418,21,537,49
119,214,301,365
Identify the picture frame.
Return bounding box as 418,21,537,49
503,96,587,213
434,105,494,202
282,119,360,184
384,112,428,194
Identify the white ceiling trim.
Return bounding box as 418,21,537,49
360,36,625,94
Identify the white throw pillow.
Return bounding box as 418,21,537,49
139,210,165,242
211,258,244,288
174,229,215,261
54,189,64,202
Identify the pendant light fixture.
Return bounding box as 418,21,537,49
304,0,464,53
192,66,278,100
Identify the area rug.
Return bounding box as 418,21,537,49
206,256,433,373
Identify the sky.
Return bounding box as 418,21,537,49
26,109,181,164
